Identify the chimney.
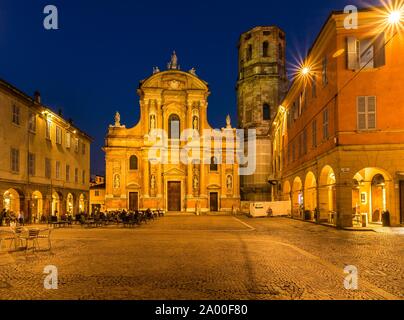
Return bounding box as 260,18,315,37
34,91,41,104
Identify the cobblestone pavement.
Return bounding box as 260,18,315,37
0,216,403,300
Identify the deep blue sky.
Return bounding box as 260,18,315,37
0,0,378,175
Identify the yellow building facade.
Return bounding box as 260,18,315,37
104,54,240,213
0,79,91,222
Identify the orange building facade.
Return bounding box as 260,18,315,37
271,8,404,227
104,54,240,213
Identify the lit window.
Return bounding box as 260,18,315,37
56,161,61,179
66,165,70,182
56,126,62,145
29,113,36,133
347,34,386,70
322,56,328,86
10,148,19,173
45,158,51,179
46,120,51,140
74,138,79,152
12,104,20,125
66,132,71,149
28,153,35,176
323,108,329,139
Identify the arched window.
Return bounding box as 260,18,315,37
246,44,253,61
262,41,269,57
263,103,271,120
168,114,180,139
129,155,138,170
279,43,283,60
210,156,218,172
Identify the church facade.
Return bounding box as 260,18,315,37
104,53,240,213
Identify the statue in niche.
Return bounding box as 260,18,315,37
226,175,233,191
114,111,121,127
150,115,156,130
192,116,199,130
193,175,199,191
113,174,120,189
150,175,156,190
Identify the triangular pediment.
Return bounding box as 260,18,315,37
163,167,186,176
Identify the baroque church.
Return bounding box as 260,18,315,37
104,53,240,213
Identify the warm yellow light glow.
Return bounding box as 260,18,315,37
388,9,402,24
301,66,311,76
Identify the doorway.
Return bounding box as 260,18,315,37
129,192,139,211
168,182,181,211
400,181,404,224
210,192,219,212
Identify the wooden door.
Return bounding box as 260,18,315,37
168,182,181,211
129,192,139,211
210,192,219,212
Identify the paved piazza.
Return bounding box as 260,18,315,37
0,216,403,300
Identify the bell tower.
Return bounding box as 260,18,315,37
236,26,288,201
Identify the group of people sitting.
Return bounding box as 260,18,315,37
0,209,26,227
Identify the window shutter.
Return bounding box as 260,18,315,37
374,33,386,68
347,37,359,70
367,96,376,129
357,97,367,130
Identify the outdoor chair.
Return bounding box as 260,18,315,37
37,228,52,251
20,229,40,252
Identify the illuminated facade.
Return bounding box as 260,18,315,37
271,8,404,227
104,54,240,213
0,80,91,221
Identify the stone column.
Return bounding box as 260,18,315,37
187,163,193,197
336,181,353,228
143,156,150,197
200,163,206,197
157,164,162,198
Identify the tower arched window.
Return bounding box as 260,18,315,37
210,156,218,172
279,43,283,60
168,114,180,139
129,155,138,170
246,44,253,61
263,103,271,121
263,41,269,57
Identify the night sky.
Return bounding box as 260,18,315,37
0,0,379,175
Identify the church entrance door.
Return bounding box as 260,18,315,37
129,192,139,211
168,182,181,211
210,192,219,212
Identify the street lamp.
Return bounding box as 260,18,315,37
388,9,402,24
